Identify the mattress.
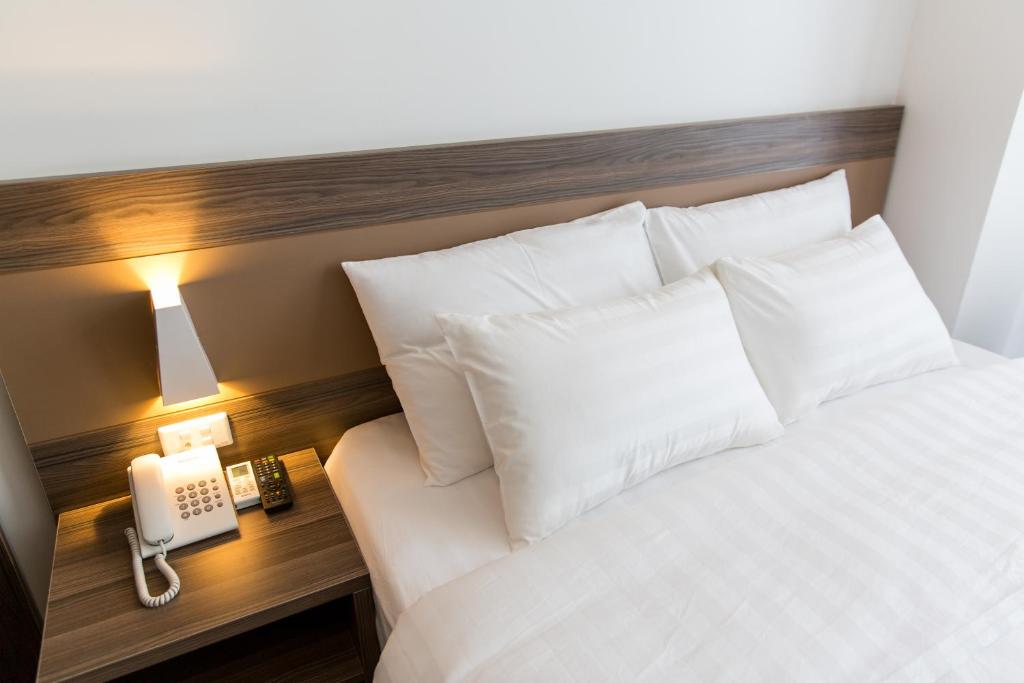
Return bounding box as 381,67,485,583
324,340,1004,641
378,353,1024,682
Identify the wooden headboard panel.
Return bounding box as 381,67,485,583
0,106,902,512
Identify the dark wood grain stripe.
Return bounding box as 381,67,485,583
0,106,902,273
30,367,400,514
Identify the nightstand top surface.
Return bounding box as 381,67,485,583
37,449,369,683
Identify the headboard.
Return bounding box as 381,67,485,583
0,105,902,513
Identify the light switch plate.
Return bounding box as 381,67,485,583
158,411,233,456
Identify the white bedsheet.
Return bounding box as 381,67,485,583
376,352,1024,682
325,342,1001,640
324,414,509,637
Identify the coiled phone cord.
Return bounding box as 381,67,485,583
124,527,181,608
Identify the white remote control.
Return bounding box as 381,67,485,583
226,461,261,509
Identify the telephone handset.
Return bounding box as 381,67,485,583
125,446,239,607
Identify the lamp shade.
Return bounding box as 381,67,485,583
152,285,219,406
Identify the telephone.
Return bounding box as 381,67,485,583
125,445,239,607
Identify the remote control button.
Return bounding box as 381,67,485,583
181,512,190,519
175,487,184,494
204,504,213,512
177,494,186,502
186,483,195,490
200,488,208,495
214,493,221,499
202,496,210,503
188,491,197,498
192,509,201,516
190,500,199,507
198,480,206,487
217,501,224,507
211,476,217,483
212,485,219,490
178,503,188,510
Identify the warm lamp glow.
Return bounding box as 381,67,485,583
150,281,182,309
131,252,187,299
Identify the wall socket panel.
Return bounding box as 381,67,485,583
158,411,234,456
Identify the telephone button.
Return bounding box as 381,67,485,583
200,488,209,495
216,501,224,507
186,483,195,490
177,494,186,502
212,485,219,491
202,496,211,503
188,491,197,498
204,504,213,512
190,500,199,507
198,480,207,487
214,493,221,499
192,509,201,516
181,512,190,519
175,487,184,494
178,503,188,510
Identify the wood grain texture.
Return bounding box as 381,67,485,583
31,367,399,514
37,450,372,683
0,106,902,273
353,588,380,677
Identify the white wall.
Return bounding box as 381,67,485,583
0,373,55,615
0,0,918,181
884,0,1024,329
954,95,1024,354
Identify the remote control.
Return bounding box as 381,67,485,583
253,455,293,512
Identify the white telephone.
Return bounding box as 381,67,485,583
125,445,239,607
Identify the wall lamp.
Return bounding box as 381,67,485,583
150,283,219,406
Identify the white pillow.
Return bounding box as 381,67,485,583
343,202,661,486
646,169,851,283
714,215,956,424
438,270,783,546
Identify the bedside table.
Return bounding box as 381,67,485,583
36,449,379,682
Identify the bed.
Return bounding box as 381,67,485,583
325,340,1024,681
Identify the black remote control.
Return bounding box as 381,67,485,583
253,455,293,512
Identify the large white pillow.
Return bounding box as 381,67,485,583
715,215,957,424
343,202,661,486
438,269,783,546
646,169,851,283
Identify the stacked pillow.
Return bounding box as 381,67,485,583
439,270,783,546
343,170,956,546
344,202,661,486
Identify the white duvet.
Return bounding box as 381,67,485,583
377,360,1024,682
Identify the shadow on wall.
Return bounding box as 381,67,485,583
0,370,56,614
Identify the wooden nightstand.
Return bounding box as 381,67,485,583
36,449,379,682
